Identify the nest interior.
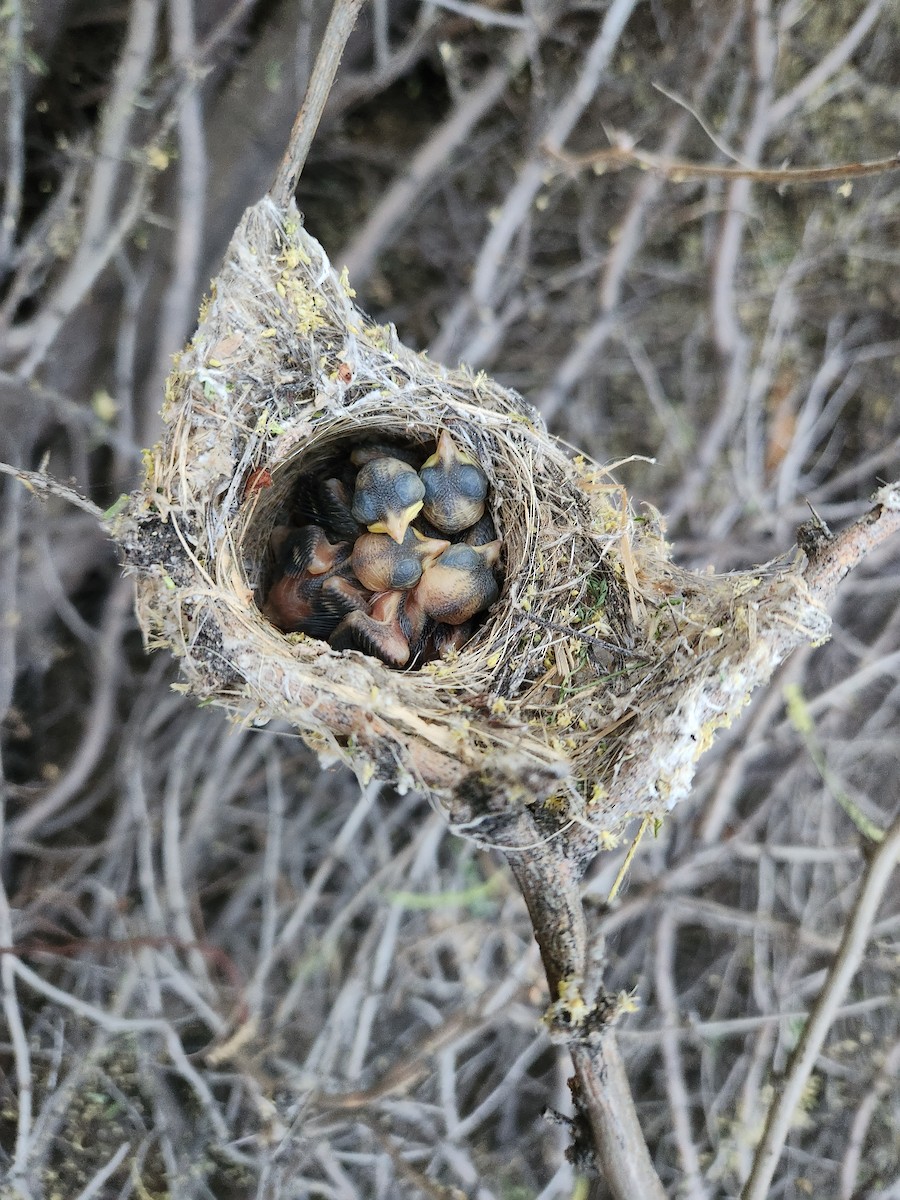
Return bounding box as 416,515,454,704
118,197,830,836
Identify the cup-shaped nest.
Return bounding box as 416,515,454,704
118,198,830,836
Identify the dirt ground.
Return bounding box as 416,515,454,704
1,2,899,1198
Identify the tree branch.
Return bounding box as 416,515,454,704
799,482,900,602
550,140,900,186
496,808,667,1200
269,0,366,207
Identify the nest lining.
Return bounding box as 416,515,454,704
119,197,830,831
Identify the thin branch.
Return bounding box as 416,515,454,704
768,0,888,127
840,1037,900,1199
499,808,667,1200
741,807,900,1200
0,461,108,521
0,780,33,1182
538,3,742,419
9,154,158,377
72,1142,132,1200
145,0,208,441
472,0,638,310
800,482,900,602
0,0,26,275
422,0,534,30
551,140,900,185
80,0,162,258
654,911,710,1200
9,578,132,846
571,1039,667,1200
269,0,367,207
6,954,237,1151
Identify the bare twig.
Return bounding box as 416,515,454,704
5,955,238,1152
422,0,534,30
654,911,710,1200
0,0,26,276
0,800,33,1185
72,1142,131,1200
538,2,743,419
269,0,367,206
475,0,638,308
800,483,900,602
571,1040,667,1200
768,0,888,127
8,157,158,377
499,810,667,1200
9,577,132,846
431,0,640,364
551,141,900,185
840,1037,900,1199
9,0,162,378
144,0,209,442
0,461,107,521
741,807,900,1200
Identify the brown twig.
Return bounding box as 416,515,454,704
0,461,107,521
490,482,900,1195
800,483,900,602
550,141,900,185
497,809,667,1200
571,1039,667,1200
269,0,367,207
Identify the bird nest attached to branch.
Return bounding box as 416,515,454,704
118,196,830,842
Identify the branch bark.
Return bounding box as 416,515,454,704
799,484,900,601
269,0,366,207
498,809,667,1200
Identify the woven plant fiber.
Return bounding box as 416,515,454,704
118,196,831,838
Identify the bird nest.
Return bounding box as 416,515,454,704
118,196,830,839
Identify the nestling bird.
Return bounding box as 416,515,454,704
269,524,349,577
464,511,497,547
406,540,502,626
350,441,422,469
419,430,488,533
351,457,425,543
330,590,410,667
431,619,476,658
263,525,367,637
292,475,361,542
351,526,450,592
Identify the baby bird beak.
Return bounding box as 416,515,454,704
351,456,426,543
473,538,502,568
378,504,421,545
